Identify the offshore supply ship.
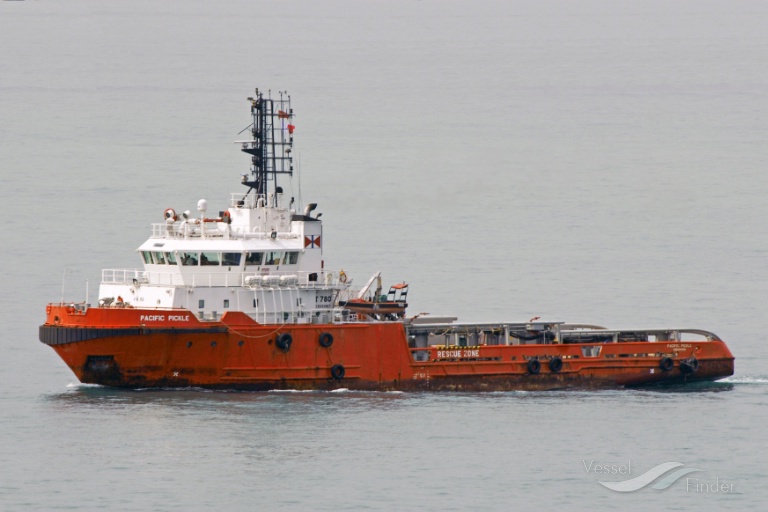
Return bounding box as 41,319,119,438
39,89,734,391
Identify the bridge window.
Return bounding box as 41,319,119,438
285,251,299,265
141,251,152,264
181,252,198,266
200,252,220,266
222,252,241,266
166,252,177,265
223,299,230,308
264,251,281,265
152,252,166,264
245,252,263,265
198,299,204,309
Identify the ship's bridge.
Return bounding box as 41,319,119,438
123,194,326,288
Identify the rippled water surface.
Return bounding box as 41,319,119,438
1,1,767,510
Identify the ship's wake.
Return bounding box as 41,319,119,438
720,375,768,385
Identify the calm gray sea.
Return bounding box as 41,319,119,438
1,0,767,510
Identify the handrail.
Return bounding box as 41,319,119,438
101,268,349,289
408,338,718,363
149,221,300,240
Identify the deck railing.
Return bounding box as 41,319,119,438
408,336,719,364
101,268,347,288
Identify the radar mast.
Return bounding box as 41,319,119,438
239,89,294,205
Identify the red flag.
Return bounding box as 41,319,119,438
287,124,295,134
278,110,289,119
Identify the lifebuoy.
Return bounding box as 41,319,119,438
331,364,345,380
659,357,674,372
527,359,541,375
549,357,563,373
339,271,347,284
276,333,292,352
680,357,699,374
319,332,334,348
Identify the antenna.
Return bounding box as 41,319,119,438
60,269,72,304
297,152,302,212
239,89,294,204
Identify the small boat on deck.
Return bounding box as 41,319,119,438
338,273,408,320
39,88,735,391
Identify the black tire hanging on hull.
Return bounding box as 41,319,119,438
276,333,292,352
549,357,563,373
679,357,699,374
319,332,334,348
331,364,345,380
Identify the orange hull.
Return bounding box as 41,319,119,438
40,305,734,390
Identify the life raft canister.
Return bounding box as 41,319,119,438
331,364,345,380
548,357,563,373
276,333,292,352
659,357,674,372
319,332,334,348
527,359,541,375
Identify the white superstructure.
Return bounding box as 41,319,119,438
98,89,351,324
